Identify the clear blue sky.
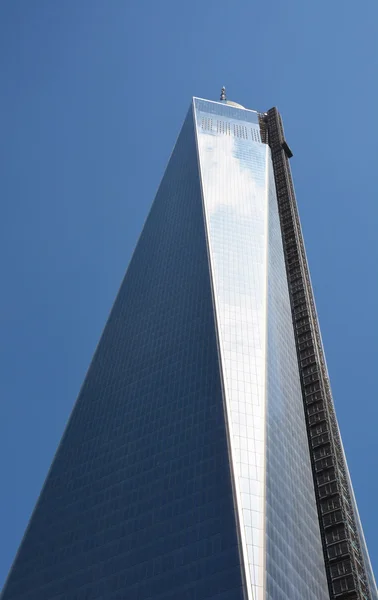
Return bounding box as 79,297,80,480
1,0,377,589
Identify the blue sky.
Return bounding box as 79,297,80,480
1,0,377,589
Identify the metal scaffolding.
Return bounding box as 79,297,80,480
261,107,372,600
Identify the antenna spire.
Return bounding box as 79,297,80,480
220,86,226,101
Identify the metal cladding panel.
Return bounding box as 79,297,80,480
1,109,245,600
194,97,329,600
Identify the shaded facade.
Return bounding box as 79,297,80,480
1,97,376,600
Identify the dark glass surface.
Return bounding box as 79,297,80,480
2,109,245,600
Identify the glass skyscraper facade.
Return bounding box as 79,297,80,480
1,96,376,600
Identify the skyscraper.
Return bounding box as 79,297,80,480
1,93,376,600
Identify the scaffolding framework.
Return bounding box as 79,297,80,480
261,107,372,600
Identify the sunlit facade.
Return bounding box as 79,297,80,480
194,98,328,600
1,97,376,600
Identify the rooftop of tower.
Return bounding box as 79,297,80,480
225,100,245,109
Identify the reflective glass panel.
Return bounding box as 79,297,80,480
194,97,329,600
